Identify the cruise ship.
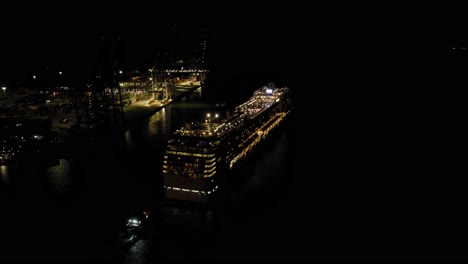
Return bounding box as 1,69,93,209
162,83,292,203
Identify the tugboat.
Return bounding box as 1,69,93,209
117,209,152,250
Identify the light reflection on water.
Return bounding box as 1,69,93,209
147,107,167,136
45,159,72,194
0,165,9,185
125,130,134,151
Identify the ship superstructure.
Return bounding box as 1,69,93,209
162,83,292,203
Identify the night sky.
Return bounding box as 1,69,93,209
1,4,467,261
0,3,310,87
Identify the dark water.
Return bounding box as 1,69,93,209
0,83,296,262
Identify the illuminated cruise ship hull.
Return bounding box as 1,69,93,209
164,176,216,203
163,83,292,203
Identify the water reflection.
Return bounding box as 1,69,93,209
45,159,72,194
148,108,167,136
0,165,9,185
125,130,135,151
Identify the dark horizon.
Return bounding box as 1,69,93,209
1,23,209,87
